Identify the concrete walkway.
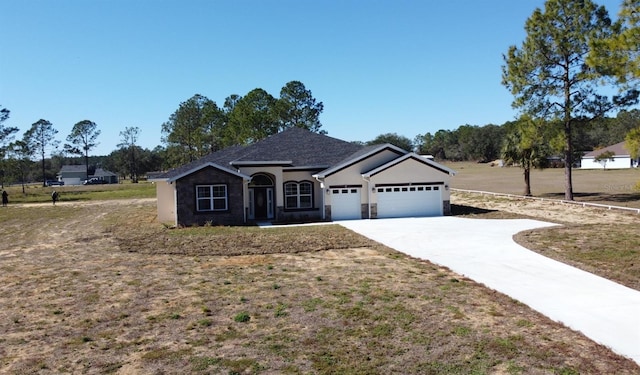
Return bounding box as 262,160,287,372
339,217,640,365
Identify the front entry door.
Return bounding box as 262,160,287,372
252,187,274,220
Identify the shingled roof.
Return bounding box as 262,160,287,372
60,165,86,173
158,127,364,180
231,127,362,166
583,141,630,157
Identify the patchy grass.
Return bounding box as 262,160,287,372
119,222,376,256
1,181,155,204
0,199,637,373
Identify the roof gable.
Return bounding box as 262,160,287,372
314,143,407,178
167,162,251,182
158,145,247,180
363,153,456,177
93,168,117,177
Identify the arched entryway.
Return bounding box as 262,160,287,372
248,173,275,220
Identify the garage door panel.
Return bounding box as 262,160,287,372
331,188,361,220
376,185,442,218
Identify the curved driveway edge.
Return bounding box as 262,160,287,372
339,217,640,365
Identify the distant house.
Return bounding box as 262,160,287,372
59,165,88,185
581,141,638,169
92,168,118,184
59,165,118,185
153,127,456,227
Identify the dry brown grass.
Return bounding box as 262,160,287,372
516,224,640,291
0,199,638,374
447,161,640,208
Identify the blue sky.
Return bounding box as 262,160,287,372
1,0,626,156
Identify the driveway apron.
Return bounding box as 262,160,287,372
339,217,640,365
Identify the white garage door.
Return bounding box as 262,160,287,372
330,187,361,220
376,185,442,218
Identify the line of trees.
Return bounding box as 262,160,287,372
3,104,636,189
0,109,165,188
408,109,640,163
161,81,324,168
0,80,325,186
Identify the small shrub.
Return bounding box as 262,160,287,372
274,303,288,317
234,312,250,323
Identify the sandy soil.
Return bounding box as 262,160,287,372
452,191,639,225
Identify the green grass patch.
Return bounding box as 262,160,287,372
234,312,251,323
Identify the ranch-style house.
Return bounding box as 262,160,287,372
581,141,639,169
153,127,456,226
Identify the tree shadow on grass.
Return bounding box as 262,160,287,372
451,204,497,216
451,204,531,220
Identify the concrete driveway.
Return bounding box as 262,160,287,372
339,217,640,365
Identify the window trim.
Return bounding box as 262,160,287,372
283,180,313,210
196,184,228,212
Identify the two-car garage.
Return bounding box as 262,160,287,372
328,183,444,220
376,184,443,218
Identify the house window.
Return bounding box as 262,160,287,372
196,185,227,211
284,181,313,209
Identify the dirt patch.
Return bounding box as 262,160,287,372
452,191,639,225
